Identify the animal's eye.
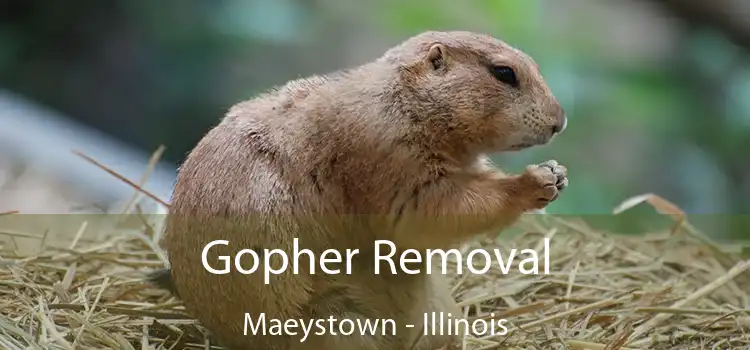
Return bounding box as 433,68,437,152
489,65,518,87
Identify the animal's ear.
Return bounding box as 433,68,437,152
424,43,448,70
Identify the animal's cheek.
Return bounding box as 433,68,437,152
498,110,538,137
521,112,540,128
472,90,506,116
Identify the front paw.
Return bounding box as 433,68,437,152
519,160,568,210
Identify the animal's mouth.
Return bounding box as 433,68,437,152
500,127,562,152
507,143,535,151
507,135,551,151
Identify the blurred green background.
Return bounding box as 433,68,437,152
0,0,748,239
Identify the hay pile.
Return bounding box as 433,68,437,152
1,197,749,350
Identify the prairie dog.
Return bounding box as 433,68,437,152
149,30,568,350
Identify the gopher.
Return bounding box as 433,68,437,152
149,30,568,350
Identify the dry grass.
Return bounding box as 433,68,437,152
1,151,749,349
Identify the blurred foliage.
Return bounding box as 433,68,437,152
0,0,749,238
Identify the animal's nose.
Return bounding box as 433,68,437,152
552,111,567,135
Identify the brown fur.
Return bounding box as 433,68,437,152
150,31,568,350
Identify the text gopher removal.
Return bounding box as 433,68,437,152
201,237,551,284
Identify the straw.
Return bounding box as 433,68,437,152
1,150,748,349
